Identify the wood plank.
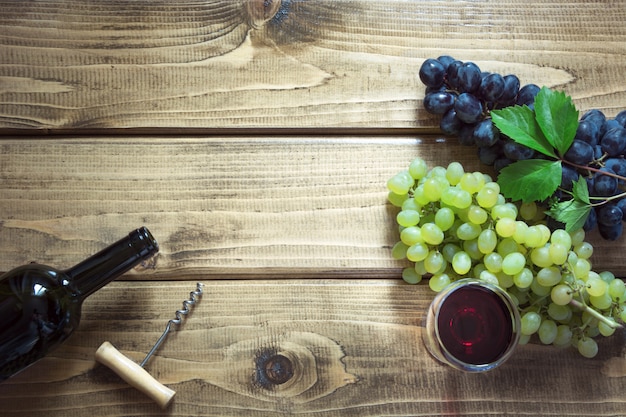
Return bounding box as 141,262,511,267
0,135,623,278
0,135,467,278
1,280,624,416
0,0,625,131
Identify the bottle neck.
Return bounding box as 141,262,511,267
65,227,159,299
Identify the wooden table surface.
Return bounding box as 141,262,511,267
1,1,626,416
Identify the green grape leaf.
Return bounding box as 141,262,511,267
571,175,590,204
497,159,562,203
534,87,579,156
547,198,591,232
491,105,558,158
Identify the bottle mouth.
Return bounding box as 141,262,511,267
131,226,160,259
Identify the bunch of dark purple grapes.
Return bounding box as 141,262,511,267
419,56,541,171
565,109,626,240
419,56,626,240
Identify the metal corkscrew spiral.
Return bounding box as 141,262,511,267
95,282,204,409
140,282,204,367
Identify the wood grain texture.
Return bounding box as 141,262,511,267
0,135,623,277
0,281,624,417
2,2,626,416
0,0,625,131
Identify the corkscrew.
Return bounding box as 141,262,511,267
95,282,204,409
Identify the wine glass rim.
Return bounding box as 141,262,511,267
430,278,522,371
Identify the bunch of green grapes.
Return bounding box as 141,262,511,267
388,157,625,358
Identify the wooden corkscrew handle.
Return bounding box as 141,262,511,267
95,341,176,409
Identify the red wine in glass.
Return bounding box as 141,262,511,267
423,279,520,372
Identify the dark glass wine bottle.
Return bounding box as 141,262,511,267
0,226,159,382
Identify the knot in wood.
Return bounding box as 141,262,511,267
244,0,282,29
262,354,293,385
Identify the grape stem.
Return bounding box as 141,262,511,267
569,298,623,329
588,191,626,207
562,159,626,183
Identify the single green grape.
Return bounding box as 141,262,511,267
513,268,534,289
586,277,608,297
547,302,572,322
530,278,551,297
414,260,427,276
408,158,429,180
424,250,445,274
401,198,420,212
413,185,430,206
550,229,572,249
569,228,585,246
589,291,612,310
496,237,519,257
451,189,472,209
400,226,423,246
512,221,529,244
479,270,499,286
521,311,542,335
577,337,598,358
445,161,464,185
387,171,414,195
538,319,558,344
402,267,422,284
391,241,408,260
456,222,481,241
574,242,593,259
440,187,458,207
441,243,461,263
406,242,429,262
477,228,497,254
495,217,517,238
519,202,538,221
553,325,573,347
491,202,518,220
496,271,514,288
462,239,482,260
536,267,561,287
501,252,525,276
429,165,447,178
467,205,488,225
550,284,573,306
530,246,553,268
388,191,408,207
423,177,444,202
548,243,569,265
475,187,499,208
599,270,616,283
608,278,626,301
483,181,500,193
421,223,444,245
429,273,451,292
459,172,480,194
598,318,617,337
434,207,455,231
397,209,421,227
518,334,531,345
573,258,591,279
484,252,503,273
524,226,545,248
537,225,551,245
452,251,472,275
